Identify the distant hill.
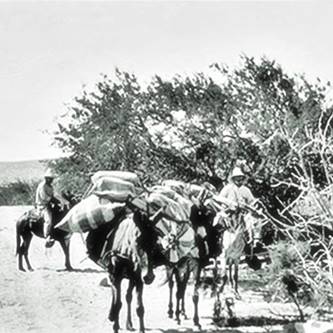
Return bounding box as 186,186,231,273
0,159,50,185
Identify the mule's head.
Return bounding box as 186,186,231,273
47,197,62,213
132,209,164,262
62,191,80,207
190,204,216,228
48,191,79,225
189,203,225,260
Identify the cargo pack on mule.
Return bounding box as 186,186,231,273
144,187,197,263
83,192,194,268
54,171,163,268
55,171,138,233
53,172,135,262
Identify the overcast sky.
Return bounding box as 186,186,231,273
0,1,332,161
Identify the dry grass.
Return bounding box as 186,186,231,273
0,159,50,205
0,159,48,185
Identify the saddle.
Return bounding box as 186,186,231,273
25,209,43,228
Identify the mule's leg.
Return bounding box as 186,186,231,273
23,233,33,271
192,263,202,329
174,270,183,325
213,290,222,322
109,276,122,333
229,262,234,289
234,262,241,300
16,223,25,271
17,238,25,272
134,275,145,333
179,265,190,321
167,269,174,319
59,237,73,271
126,279,135,331
180,286,188,320
177,279,188,323
215,271,228,301
218,256,229,294
213,257,228,321
17,229,26,271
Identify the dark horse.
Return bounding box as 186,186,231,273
16,193,77,272
86,207,166,333
166,204,223,329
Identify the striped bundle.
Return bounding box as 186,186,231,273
92,176,137,202
56,171,140,233
147,190,191,222
55,195,125,233
91,170,140,185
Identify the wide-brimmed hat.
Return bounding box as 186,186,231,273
230,167,245,179
44,168,56,178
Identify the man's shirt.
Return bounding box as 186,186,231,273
218,183,255,209
35,180,54,207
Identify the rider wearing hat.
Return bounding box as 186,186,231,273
218,166,256,227
35,168,67,247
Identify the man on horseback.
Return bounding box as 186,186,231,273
218,166,256,228
35,168,68,247
217,166,264,269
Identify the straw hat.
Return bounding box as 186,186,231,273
230,167,245,179
44,168,56,178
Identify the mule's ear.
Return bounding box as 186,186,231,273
132,209,140,224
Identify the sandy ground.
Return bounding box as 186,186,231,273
1,206,330,333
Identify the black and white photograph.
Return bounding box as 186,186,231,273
1,1,333,332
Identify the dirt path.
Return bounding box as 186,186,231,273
0,206,320,333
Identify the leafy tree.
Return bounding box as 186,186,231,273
52,56,333,200
53,70,156,193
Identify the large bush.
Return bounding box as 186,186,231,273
52,56,333,203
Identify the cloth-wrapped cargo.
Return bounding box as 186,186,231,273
91,176,137,201
55,195,125,233
91,170,140,186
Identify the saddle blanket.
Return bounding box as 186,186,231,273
22,209,41,222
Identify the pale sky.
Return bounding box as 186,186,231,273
1,0,332,161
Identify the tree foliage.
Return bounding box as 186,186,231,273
52,56,333,198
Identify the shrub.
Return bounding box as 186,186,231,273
266,228,333,321
0,180,38,206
